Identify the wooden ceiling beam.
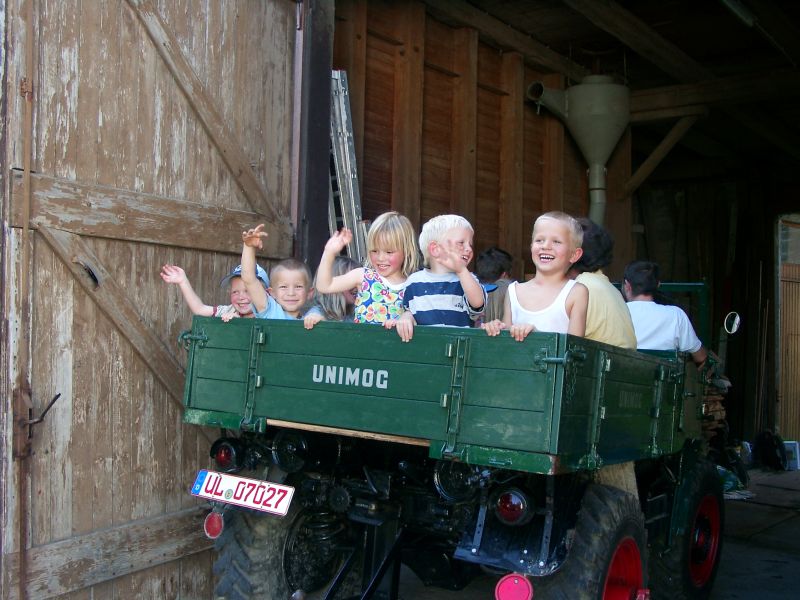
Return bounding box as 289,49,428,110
422,0,588,82
563,0,800,160
562,0,707,82
623,115,700,198
630,68,800,113
748,0,800,68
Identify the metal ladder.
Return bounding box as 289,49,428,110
329,70,369,263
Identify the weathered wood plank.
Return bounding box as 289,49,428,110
9,172,291,257
115,0,138,192
179,550,214,599
499,52,524,273
125,0,290,229
390,1,426,228
268,419,430,447
3,507,212,599
30,240,75,546
35,226,185,405
450,27,478,224
70,284,96,536
53,0,79,180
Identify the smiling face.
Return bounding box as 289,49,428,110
368,242,405,283
530,217,583,274
428,226,474,273
229,277,254,317
443,227,474,263
269,267,312,317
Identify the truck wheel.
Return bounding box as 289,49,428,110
536,484,647,600
649,459,723,600
213,503,362,599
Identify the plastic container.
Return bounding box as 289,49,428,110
784,441,800,471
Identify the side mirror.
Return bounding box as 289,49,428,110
724,311,741,335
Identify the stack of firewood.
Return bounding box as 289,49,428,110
701,359,732,439
702,385,728,439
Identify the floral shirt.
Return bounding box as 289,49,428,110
353,268,405,324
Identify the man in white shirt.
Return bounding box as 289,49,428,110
622,260,708,366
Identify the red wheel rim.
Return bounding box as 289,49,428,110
688,494,721,587
603,537,643,600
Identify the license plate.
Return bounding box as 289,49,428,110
190,470,294,516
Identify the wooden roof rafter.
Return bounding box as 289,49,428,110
422,0,589,82
562,0,800,161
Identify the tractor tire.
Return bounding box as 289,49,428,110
649,459,724,600
536,484,647,600
213,503,362,599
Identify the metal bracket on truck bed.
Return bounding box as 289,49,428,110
442,337,469,456
579,351,611,470
240,325,266,431
533,348,587,372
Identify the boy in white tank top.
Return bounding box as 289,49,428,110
483,212,588,341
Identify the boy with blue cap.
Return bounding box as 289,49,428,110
160,261,284,321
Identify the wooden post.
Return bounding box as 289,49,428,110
333,0,368,177
500,52,525,279
541,73,565,213
391,1,426,228
450,27,478,223
296,0,335,265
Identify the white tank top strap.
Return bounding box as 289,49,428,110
508,279,575,334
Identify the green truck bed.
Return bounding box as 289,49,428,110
181,317,700,475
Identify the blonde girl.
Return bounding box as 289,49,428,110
315,211,420,325
303,255,361,329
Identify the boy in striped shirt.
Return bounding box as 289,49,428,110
390,214,487,342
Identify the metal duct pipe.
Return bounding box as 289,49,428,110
527,75,630,225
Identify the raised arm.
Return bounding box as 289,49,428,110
160,265,214,316
316,229,364,293
434,241,485,310
241,224,269,313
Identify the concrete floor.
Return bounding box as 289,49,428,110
398,469,800,599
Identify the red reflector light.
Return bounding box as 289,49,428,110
495,488,531,525
204,511,224,539
495,573,533,600
214,444,234,470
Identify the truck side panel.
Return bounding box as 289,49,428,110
182,318,688,474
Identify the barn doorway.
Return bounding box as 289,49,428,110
778,216,800,441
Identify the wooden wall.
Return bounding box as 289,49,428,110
1,0,297,597
333,0,634,280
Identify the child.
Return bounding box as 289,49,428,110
390,214,486,342
568,218,636,348
239,224,307,319
269,257,314,318
303,255,361,329
476,246,513,323
160,263,269,322
315,211,419,326
483,211,588,341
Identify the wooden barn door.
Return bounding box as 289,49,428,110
1,1,296,597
